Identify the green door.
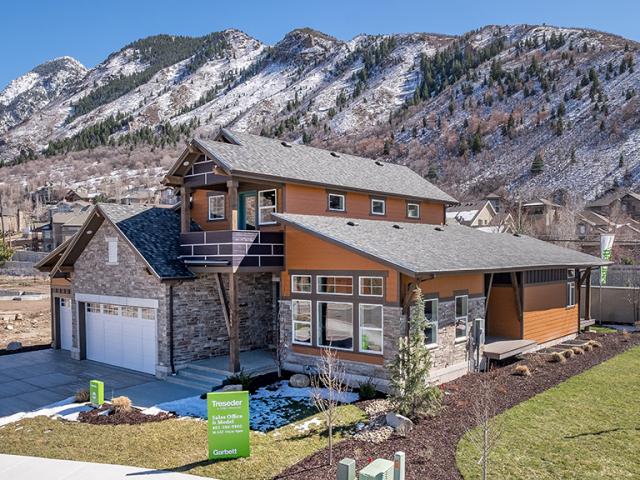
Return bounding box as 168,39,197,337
238,191,257,230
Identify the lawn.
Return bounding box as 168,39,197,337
589,325,620,334
456,346,640,480
0,404,364,480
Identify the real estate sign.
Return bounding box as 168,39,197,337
207,390,250,460
89,379,104,406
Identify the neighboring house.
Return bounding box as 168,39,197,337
574,210,640,257
484,187,509,213
0,207,27,235
44,206,92,251
586,190,640,219
478,212,516,233
521,198,561,229
120,188,156,205
30,184,63,207
156,186,179,206
37,129,606,388
446,201,496,228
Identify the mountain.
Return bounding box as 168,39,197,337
0,24,639,202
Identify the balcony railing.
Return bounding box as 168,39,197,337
179,230,284,270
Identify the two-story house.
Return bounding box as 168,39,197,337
36,129,607,389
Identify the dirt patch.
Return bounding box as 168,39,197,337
78,405,174,425
278,332,640,480
0,275,51,349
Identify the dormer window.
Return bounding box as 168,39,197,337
407,202,420,219
328,193,345,212
371,198,386,216
106,237,118,265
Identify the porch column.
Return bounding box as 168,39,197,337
228,272,241,373
575,268,582,332
584,267,592,321
180,186,191,233
227,179,239,231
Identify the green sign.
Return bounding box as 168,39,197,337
207,391,250,460
90,380,104,406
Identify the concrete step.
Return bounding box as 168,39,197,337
179,367,227,385
164,375,214,392
186,362,233,377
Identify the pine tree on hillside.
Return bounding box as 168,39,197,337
531,152,544,174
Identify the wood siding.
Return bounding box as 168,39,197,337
282,227,399,304
486,285,521,339
401,272,484,300
523,282,577,343
292,344,384,365
284,183,445,224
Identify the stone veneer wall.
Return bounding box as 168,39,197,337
279,296,485,389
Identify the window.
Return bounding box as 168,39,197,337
455,295,468,339
258,189,277,225
359,304,383,354
59,298,67,308
567,282,576,307
317,276,353,295
292,300,312,344
86,302,101,313
208,194,225,221
371,198,386,215
121,306,140,318
318,301,353,349
107,237,118,264
328,193,345,212
141,308,156,320
359,276,383,297
292,275,312,293
424,298,438,346
102,304,120,316
407,203,420,219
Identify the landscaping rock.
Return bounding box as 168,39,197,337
385,412,414,435
220,384,243,392
5,324,13,330
6,341,22,351
289,373,310,388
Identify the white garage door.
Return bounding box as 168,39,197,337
85,302,157,374
59,298,72,351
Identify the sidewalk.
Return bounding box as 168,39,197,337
0,454,215,479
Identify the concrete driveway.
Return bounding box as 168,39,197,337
0,349,201,417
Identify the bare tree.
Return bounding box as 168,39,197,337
466,376,504,480
311,347,349,466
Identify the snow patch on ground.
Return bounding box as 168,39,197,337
0,397,92,427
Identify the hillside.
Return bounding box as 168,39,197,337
0,24,639,202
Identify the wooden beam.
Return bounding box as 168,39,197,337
215,273,231,337
584,267,592,322
575,268,582,331
484,272,494,318
227,179,239,231
163,175,183,186
228,272,240,373
511,272,523,323
180,186,191,233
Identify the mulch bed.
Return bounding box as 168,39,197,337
78,405,174,425
277,331,640,480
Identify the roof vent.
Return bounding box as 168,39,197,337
330,152,340,158
392,224,402,229
375,160,384,166
434,226,444,232
346,221,359,227
513,233,521,237
281,141,292,148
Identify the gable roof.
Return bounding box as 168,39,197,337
168,129,458,204
446,201,495,226
40,204,194,280
274,213,608,276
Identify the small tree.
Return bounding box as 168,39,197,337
311,347,349,466
389,287,442,419
0,241,13,267
530,152,544,174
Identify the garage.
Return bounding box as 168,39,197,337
85,301,157,374
59,298,72,351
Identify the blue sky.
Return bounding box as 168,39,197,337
1,0,639,89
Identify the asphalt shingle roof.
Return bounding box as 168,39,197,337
194,129,457,204
99,204,194,279
274,213,608,275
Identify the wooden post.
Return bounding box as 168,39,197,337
584,267,592,322
510,272,523,325
180,186,191,233
228,272,240,373
484,272,494,318
575,268,582,331
227,179,239,231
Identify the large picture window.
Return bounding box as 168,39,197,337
317,276,353,295
424,298,438,346
359,276,383,297
359,304,383,354
318,301,353,350
292,275,312,293
292,299,312,345
258,189,277,225
208,194,225,221
455,295,468,339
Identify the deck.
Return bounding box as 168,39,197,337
483,337,538,361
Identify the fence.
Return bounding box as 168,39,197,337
0,250,48,277
580,286,639,325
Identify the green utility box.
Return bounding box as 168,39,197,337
359,458,394,480
89,380,104,406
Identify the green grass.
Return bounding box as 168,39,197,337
456,346,640,480
0,405,364,480
589,325,619,334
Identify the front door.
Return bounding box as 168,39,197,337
238,191,257,230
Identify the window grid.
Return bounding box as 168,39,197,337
208,194,225,221
317,276,353,295
258,189,277,225
292,299,312,345
291,275,312,294
359,276,384,297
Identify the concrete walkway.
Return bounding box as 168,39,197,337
0,349,201,417
0,454,214,479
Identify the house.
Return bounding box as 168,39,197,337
0,206,27,235
446,201,496,228
480,211,516,233
521,198,562,230
586,190,640,219
484,187,509,213
36,129,607,388
120,187,156,205
44,205,92,251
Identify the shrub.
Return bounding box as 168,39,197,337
513,365,531,377
111,396,132,413
563,349,574,359
358,378,378,400
621,330,631,341
225,369,253,391
550,352,566,363
583,343,593,352
588,340,602,348
74,389,90,403
572,347,584,355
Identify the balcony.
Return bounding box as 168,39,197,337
179,230,284,271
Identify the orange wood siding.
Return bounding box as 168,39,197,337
51,277,71,287
400,272,484,300
486,285,521,339
282,227,399,304
292,344,384,365
523,282,577,343
284,183,445,224
191,189,230,231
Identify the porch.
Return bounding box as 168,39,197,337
483,336,537,361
